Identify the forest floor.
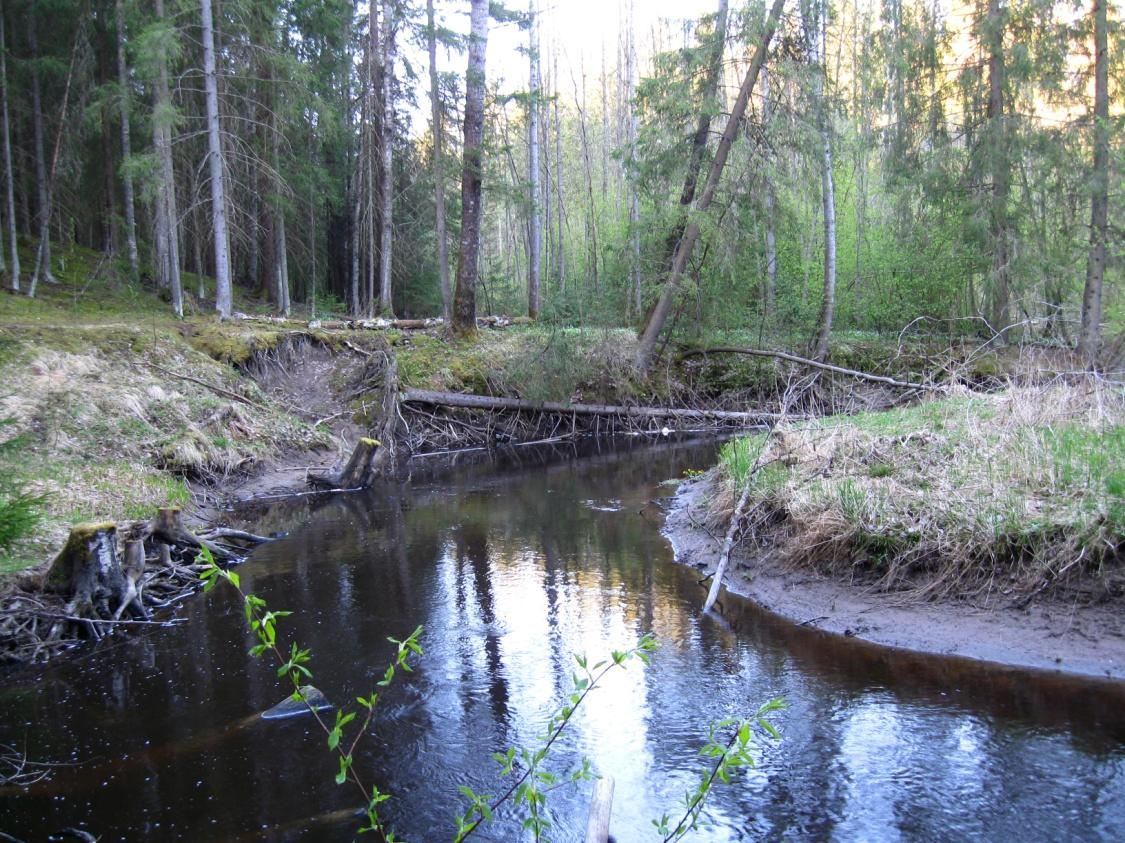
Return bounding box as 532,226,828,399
666,383,1125,679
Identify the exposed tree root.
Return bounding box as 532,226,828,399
0,507,271,664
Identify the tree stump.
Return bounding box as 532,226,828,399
43,522,126,639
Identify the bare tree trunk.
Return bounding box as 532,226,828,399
553,42,566,291
0,11,19,292
201,0,232,317
378,0,396,316
1079,0,1107,368
812,4,836,362
666,0,729,260
452,0,489,334
625,0,641,320
985,0,1010,339
153,0,182,316
27,12,55,291
114,0,139,281
426,0,451,322
575,59,599,292
762,65,777,319
527,0,542,318
635,0,785,374
600,42,609,201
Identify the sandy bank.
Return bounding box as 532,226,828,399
664,476,1125,681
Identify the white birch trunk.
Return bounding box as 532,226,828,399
527,0,542,318
426,0,451,321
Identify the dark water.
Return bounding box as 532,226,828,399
2,436,1124,842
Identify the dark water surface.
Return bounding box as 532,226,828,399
2,436,1124,842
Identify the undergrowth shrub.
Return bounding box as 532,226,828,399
0,419,46,554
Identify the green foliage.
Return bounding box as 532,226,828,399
454,636,657,842
200,545,423,842
0,421,47,557
203,553,784,841
654,698,785,842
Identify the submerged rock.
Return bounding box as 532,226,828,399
261,685,333,720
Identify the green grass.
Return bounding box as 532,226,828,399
713,384,1125,601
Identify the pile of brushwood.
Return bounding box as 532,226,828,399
0,507,268,663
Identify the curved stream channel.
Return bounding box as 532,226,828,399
3,436,1125,841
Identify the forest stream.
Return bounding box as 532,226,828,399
1,436,1124,842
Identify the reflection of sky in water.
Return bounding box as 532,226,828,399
2,437,1124,842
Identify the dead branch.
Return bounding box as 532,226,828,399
680,347,941,391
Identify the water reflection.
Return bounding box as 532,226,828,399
1,436,1123,842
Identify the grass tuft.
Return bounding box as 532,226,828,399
713,382,1125,603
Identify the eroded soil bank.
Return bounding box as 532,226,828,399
665,476,1125,679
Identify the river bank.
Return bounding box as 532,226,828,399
664,394,1125,680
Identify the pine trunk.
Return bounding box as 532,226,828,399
635,0,785,374
201,0,233,317
114,0,139,281
27,13,54,292
378,0,396,316
0,11,19,291
452,0,490,335
153,0,182,315
426,0,451,322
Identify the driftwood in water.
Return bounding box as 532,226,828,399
401,389,786,423
584,777,615,843
680,346,939,391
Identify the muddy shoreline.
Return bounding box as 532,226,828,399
664,475,1125,681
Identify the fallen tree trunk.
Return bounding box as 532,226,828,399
680,346,940,391
401,389,786,423
298,315,533,331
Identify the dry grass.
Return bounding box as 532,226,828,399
713,380,1125,604
0,325,328,573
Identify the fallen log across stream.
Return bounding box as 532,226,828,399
0,508,271,663
233,313,533,331
400,389,790,423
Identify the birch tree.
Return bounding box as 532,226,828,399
1079,0,1108,368
527,0,542,319
811,0,837,361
